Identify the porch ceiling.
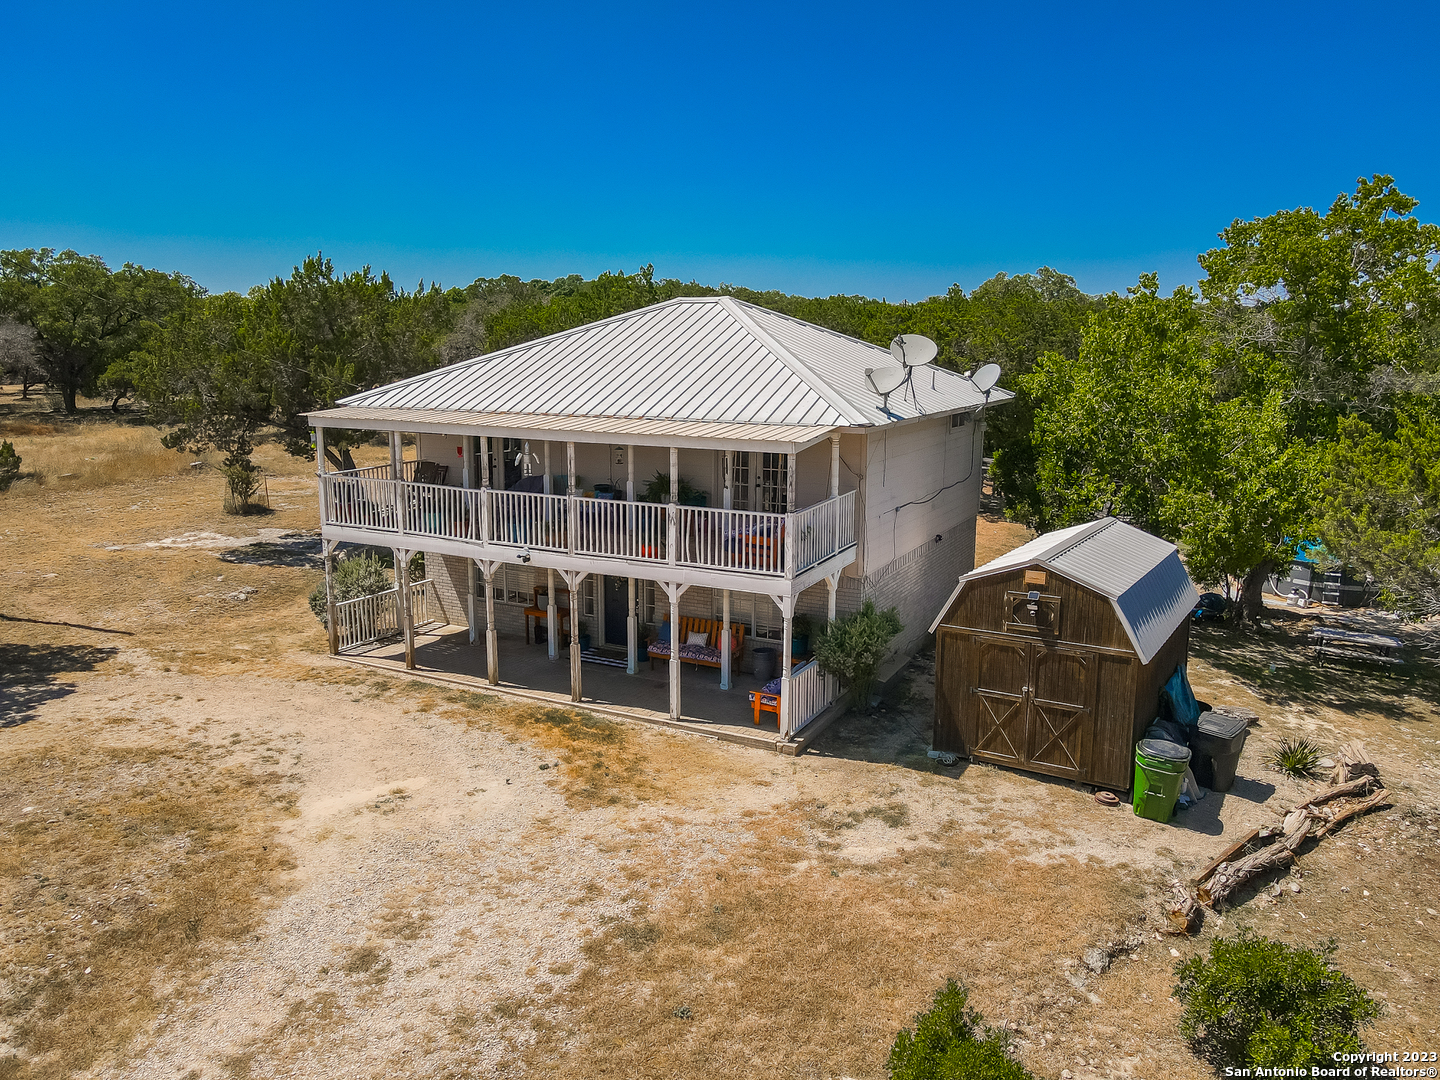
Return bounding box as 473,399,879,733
306,406,837,454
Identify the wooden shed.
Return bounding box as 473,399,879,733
928,518,1199,792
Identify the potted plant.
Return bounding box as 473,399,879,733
791,613,815,658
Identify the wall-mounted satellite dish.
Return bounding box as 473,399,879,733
969,363,1001,395
890,334,938,368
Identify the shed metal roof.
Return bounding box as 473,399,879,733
312,295,1008,430
928,517,1200,665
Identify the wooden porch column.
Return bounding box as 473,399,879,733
667,446,677,567
660,581,690,719
778,593,794,736
566,442,577,558
461,436,477,644
720,588,731,690
830,434,840,498
544,441,552,494
560,569,588,702
479,436,491,546
723,450,732,510
547,568,558,661
477,559,499,685
826,574,838,623
522,440,532,478
389,431,402,479
626,449,637,676
395,546,415,670
784,451,797,580
323,539,339,655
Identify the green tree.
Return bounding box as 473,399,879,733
256,254,460,470
123,292,275,510
888,978,1035,1080
1174,931,1381,1072
1023,276,1315,621
1322,400,1440,617
1199,174,1440,436
0,248,198,413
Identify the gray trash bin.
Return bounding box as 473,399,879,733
1190,710,1250,792
752,646,777,683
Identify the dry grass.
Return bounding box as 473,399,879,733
0,744,294,1080
515,803,1174,1079
0,420,205,493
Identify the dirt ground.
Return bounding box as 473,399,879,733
2,397,1438,1079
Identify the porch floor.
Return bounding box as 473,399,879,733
344,624,789,750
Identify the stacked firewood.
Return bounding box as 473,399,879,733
1162,742,1391,932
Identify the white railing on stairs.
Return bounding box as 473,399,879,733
781,658,839,739
332,578,432,652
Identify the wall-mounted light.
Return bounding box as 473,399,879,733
613,446,625,467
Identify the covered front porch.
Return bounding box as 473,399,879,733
341,622,837,753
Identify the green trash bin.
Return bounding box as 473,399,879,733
1133,738,1191,822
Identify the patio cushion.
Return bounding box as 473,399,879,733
686,631,709,646
647,641,722,665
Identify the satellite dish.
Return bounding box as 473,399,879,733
866,365,906,396
890,334,938,368
969,363,1001,394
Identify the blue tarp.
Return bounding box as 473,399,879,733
1160,664,1201,730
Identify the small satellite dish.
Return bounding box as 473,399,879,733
866,365,906,396
969,363,1001,394
890,334,938,368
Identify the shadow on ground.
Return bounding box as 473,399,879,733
0,644,119,728
1190,610,1438,721
218,531,322,569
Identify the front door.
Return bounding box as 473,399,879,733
966,639,1095,780
970,639,1029,765
1026,646,1093,779
603,576,628,646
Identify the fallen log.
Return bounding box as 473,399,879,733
1164,879,1202,934
1196,779,1392,908
1332,740,1380,786
1191,825,1264,885
1198,810,1315,907
1315,787,1391,838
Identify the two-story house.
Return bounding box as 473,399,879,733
306,295,1008,743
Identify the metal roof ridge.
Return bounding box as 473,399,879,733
338,295,730,406
716,296,873,427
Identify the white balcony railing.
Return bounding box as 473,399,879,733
319,475,857,580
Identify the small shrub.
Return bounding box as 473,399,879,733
221,456,265,514
1173,930,1381,1072
309,555,402,625
814,600,903,708
888,978,1036,1080
0,439,19,491
1265,736,1325,780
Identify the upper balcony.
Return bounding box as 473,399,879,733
319,464,858,593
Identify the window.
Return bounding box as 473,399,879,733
730,452,751,510
758,452,787,513
713,590,783,640
475,564,529,606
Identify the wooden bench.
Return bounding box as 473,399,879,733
1313,644,1402,668
748,681,782,728
524,587,570,645
648,616,744,671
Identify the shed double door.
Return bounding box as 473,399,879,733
966,638,1096,780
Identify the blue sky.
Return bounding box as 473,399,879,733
3,1,1437,300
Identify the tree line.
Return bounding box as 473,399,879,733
2,175,1436,619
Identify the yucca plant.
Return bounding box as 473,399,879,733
1265,736,1325,780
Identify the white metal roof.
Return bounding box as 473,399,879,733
311,295,1008,431
928,517,1200,665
